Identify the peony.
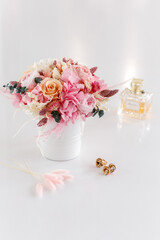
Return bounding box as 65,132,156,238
21,71,40,89
31,84,49,103
61,67,80,84
41,78,62,100
78,93,96,115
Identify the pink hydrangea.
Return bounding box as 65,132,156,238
59,82,84,123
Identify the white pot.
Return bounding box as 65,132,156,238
38,119,84,161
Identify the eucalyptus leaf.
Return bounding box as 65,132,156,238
9,86,14,93
99,110,104,118
13,82,17,88
34,77,43,84
51,111,61,123
16,87,21,93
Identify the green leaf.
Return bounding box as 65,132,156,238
9,86,14,93
55,115,61,123
98,110,104,118
92,108,96,113
92,106,99,117
51,111,61,123
3,83,9,88
13,82,17,88
93,110,98,117
21,86,27,93
16,86,21,93
51,111,58,117
34,77,43,84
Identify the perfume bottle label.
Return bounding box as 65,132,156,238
125,100,139,111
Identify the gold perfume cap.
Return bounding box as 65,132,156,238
131,78,143,93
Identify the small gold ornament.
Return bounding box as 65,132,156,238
96,158,107,168
102,166,110,175
109,164,116,173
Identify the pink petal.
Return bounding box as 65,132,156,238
44,178,56,191
52,174,64,181
52,169,69,175
36,183,43,197
61,68,80,83
37,117,48,127
54,179,64,186
39,108,47,115
100,89,119,97
50,175,65,187
90,66,97,74
45,173,64,186
63,57,67,63
63,175,74,181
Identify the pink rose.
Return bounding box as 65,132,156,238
73,65,92,81
40,78,62,100
21,71,41,89
79,93,96,115
61,65,93,84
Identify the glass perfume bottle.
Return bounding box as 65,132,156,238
121,78,153,119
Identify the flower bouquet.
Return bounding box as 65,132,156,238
3,58,118,160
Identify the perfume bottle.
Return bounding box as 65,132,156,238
121,78,153,119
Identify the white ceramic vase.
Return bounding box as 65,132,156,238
38,119,84,161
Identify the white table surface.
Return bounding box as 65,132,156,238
0,93,160,240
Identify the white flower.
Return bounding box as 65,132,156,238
20,100,46,117
52,67,61,79
30,59,55,72
61,62,68,71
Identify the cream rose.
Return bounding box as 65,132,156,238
41,78,62,100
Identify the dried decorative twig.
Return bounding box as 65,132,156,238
0,160,73,198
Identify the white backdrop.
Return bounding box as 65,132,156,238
0,1,160,240
1,0,160,138
1,0,160,85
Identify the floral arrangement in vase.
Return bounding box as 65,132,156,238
1,58,119,195
2,58,118,136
